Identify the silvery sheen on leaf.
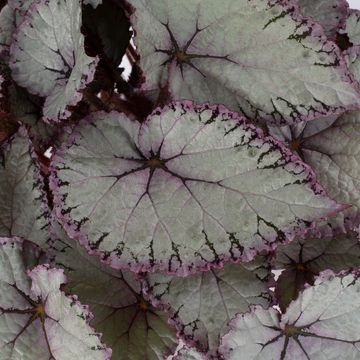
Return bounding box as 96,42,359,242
219,272,360,360
50,103,344,275
9,0,98,122
0,237,111,359
127,0,360,124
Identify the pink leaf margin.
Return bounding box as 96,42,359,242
8,0,99,123
49,101,347,276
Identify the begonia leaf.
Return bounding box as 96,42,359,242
274,226,360,310
0,237,111,359
9,0,98,122
144,257,272,355
269,110,360,227
50,103,344,275
127,0,360,124
51,221,178,360
0,127,50,248
219,272,360,360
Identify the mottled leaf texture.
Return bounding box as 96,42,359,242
0,238,111,360
51,222,178,360
145,258,272,355
127,0,360,124
50,103,344,275
173,347,206,360
219,272,360,360
297,0,348,39
274,227,360,310
0,127,50,248
269,110,360,227
9,0,98,122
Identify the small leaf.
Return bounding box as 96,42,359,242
145,258,272,355
9,0,98,122
297,0,348,39
0,127,50,248
50,103,345,275
50,221,178,360
219,272,360,360
127,0,360,124
0,237,111,359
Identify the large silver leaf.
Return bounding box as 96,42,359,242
219,272,360,360
9,0,98,122
50,103,344,275
0,127,50,248
145,258,272,355
51,222,178,360
127,0,360,124
0,237,111,359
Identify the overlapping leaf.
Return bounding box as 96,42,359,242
297,0,348,39
0,127,50,248
274,226,360,310
0,0,42,57
50,103,344,275
219,272,360,360
51,222,178,360
128,0,360,124
9,0,98,122
144,258,272,355
269,110,360,228
8,84,56,151
0,237,111,359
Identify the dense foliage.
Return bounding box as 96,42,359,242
1,0,360,359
